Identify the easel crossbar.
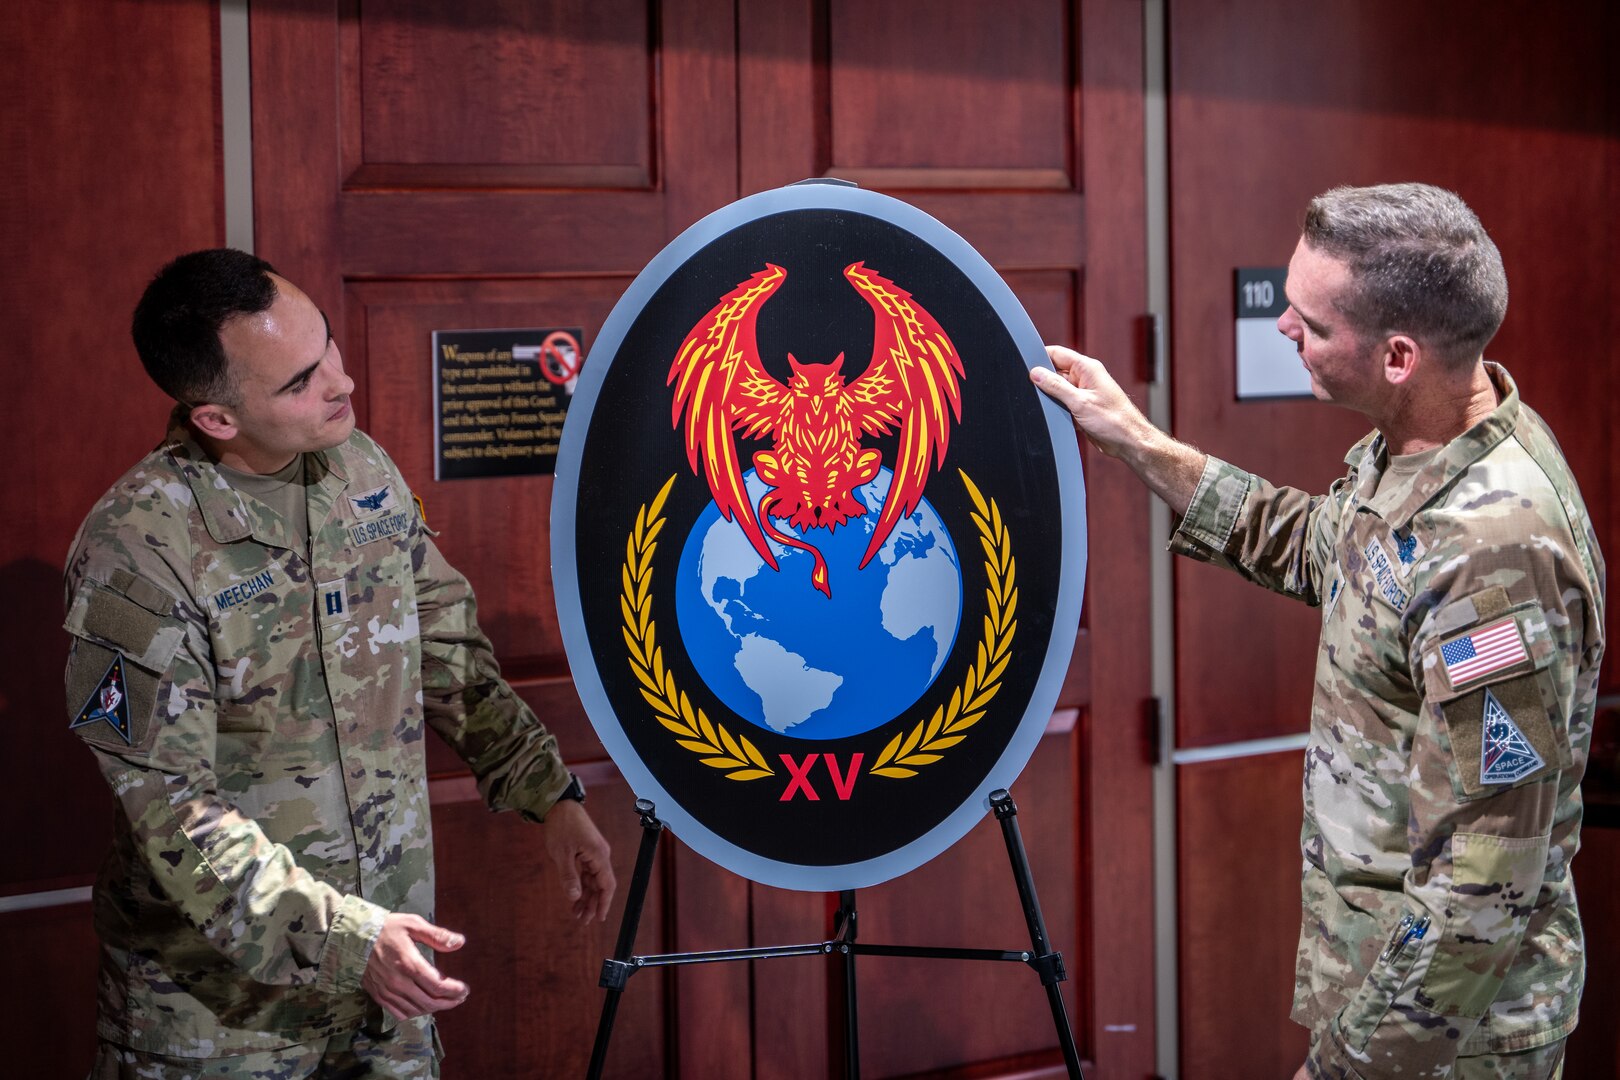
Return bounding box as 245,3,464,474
587,791,1084,1079
601,940,1039,984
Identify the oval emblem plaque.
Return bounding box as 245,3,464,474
553,182,1085,891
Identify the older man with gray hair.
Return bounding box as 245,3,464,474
1036,183,1604,1079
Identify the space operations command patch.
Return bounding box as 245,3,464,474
550,180,1086,891
1480,687,1545,784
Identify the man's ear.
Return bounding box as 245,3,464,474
187,401,240,441
1381,334,1421,386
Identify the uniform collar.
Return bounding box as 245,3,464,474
164,407,350,547
1348,362,1520,531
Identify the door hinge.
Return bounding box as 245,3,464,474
1138,311,1165,386
1143,695,1166,767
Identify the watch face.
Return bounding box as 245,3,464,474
553,181,1086,892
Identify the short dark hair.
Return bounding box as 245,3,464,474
1303,183,1508,368
130,249,280,405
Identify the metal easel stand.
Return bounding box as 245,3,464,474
586,791,1084,1079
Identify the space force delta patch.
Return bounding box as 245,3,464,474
71,653,133,744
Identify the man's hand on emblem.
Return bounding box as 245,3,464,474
1030,345,1153,459
361,913,469,1020
546,799,617,923
1031,344,1206,516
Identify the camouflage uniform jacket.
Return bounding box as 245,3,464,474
63,417,571,1056
1170,365,1605,1077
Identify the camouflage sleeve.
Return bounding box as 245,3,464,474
64,568,388,994
410,512,571,822
1309,549,1594,1076
1168,455,1338,605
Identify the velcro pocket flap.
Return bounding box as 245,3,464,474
65,577,183,675
64,576,188,753
1422,589,1551,702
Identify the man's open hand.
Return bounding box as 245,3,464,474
361,913,469,1021
546,799,617,922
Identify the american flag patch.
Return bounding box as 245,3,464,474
1441,618,1527,688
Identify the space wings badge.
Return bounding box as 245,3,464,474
553,181,1086,890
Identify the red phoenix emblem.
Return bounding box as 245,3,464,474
669,263,965,596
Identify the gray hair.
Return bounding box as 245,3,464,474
1302,183,1507,367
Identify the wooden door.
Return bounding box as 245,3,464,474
735,4,1152,1078
1166,3,1620,1076
250,2,1152,1076
251,3,739,1075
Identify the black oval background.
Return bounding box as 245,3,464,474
572,206,1065,869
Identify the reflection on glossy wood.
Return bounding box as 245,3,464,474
828,0,1070,186
1170,0,1619,750
352,0,654,186
1178,753,1308,1078
1565,825,1620,1074
1,0,221,888
2,903,100,1078
432,773,667,1077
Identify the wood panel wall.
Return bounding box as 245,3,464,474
0,2,226,1074
1167,2,1620,1075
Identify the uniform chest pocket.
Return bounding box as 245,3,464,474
319,546,417,661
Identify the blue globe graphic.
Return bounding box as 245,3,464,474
674,468,963,741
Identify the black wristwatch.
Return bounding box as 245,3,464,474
557,772,586,804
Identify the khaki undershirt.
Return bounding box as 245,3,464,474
1373,445,1442,501
217,454,311,553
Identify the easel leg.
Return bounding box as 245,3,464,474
587,799,664,1080
834,889,861,1079
990,790,1085,1080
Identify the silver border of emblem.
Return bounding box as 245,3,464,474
551,180,1087,890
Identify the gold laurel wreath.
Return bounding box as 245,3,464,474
621,470,1014,784
622,476,776,781
870,470,1017,779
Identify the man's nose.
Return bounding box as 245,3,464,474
324,358,355,398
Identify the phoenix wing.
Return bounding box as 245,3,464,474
669,264,790,567
843,262,965,568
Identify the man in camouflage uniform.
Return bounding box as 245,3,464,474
65,249,616,1077
1034,184,1604,1078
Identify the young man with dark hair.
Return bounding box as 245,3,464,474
1035,184,1603,1079
67,249,615,1077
